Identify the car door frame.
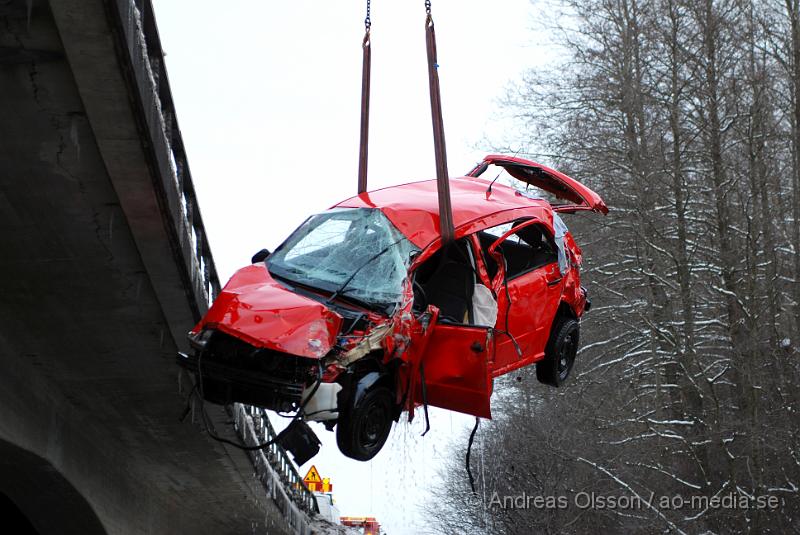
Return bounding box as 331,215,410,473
477,218,564,377
406,241,495,419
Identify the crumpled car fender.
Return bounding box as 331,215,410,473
194,265,343,358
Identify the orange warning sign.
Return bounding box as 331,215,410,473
303,465,321,484
302,466,333,492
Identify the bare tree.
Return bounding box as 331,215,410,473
430,1,800,533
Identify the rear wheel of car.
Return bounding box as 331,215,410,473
536,318,579,387
336,386,394,461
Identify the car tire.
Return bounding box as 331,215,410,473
536,318,579,387
336,385,394,461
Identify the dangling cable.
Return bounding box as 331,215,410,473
357,0,372,193
423,0,455,242
419,361,431,436
466,417,480,493
185,349,323,451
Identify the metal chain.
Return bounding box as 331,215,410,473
425,0,431,15
365,0,371,30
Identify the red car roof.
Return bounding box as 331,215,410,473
335,176,552,248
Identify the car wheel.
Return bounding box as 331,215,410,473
336,386,394,461
536,318,579,387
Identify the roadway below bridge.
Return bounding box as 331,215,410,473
0,0,304,533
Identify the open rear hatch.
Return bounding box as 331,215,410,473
467,154,608,214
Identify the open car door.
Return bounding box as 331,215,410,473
483,220,563,376
413,322,493,419
467,155,608,214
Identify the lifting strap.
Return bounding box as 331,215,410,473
357,0,456,244
357,2,372,194
424,2,455,242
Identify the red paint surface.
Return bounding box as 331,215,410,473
193,155,607,420
336,177,549,248
194,264,342,359
468,154,609,214
412,322,493,419
336,155,605,249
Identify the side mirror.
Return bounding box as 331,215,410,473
251,249,271,264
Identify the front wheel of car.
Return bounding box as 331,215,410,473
336,386,394,461
536,318,579,387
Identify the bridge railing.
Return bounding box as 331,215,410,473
107,0,319,530
235,405,319,515
109,0,221,317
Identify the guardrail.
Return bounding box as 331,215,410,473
235,404,319,516
109,0,221,317
106,0,318,531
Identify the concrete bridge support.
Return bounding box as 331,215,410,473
0,0,303,532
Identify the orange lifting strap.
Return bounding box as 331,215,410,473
423,1,454,242
357,2,371,194
356,0,456,243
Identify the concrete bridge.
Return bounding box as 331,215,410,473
0,0,317,533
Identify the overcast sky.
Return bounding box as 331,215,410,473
152,1,545,533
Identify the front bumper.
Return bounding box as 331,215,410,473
177,331,317,412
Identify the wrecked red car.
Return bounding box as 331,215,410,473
178,155,607,461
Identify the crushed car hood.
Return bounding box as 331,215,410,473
193,264,343,359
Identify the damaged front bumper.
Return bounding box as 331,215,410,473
177,330,318,412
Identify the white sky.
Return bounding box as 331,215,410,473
152,2,547,533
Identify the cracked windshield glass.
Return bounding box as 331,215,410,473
267,208,418,309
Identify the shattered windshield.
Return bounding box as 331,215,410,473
266,208,418,311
